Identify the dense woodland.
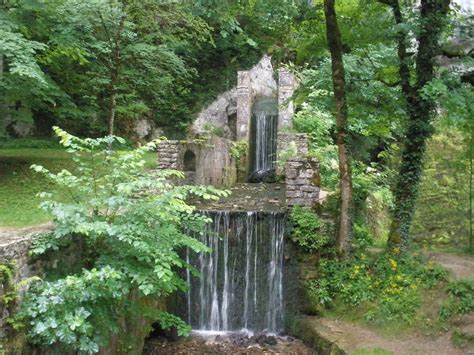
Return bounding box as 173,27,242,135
0,0,473,353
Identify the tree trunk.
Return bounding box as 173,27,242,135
469,115,473,252
324,0,353,259
105,13,126,137
385,0,450,250
0,54,12,135
108,83,117,137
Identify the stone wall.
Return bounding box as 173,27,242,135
285,157,320,208
156,137,237,187
0,225,161,354
237,71,252,140
192,55,277,140
156,140,182,170
278,70,298,130
277,132,309,158
0,224,52,345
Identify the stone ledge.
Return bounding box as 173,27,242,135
289,316,345,355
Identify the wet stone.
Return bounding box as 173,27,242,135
143,332,314,355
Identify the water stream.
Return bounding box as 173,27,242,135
250,97,278,174
184,211,285,334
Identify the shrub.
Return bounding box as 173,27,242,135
308,250,448,324
440,280,474,321
14,127,228,353
290,206,330,252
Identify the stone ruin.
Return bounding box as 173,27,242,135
156,55,320,208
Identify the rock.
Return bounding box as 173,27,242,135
134,118,163,141
264,335,278,346
255,334,267,345
191,55,277,139
248,169,276,183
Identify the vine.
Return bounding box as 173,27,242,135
0,262,15,309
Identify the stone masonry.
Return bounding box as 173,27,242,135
278,69,298,130
156,137,236,187
277,132,309,158
0,224,52,340
285,157,320,207
236,71,252,140
156,140,182,170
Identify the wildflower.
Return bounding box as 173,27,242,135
389,259,398,272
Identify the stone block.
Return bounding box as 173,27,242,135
287,191,303,198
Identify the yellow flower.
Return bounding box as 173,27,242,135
389,259,398,271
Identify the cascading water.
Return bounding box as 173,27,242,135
250,98,278,174
184,211,285,333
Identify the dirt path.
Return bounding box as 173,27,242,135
303,317,466,355
429,252,474,281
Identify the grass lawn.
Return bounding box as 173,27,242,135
0,145,157,228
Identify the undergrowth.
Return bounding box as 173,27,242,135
308,250,448,326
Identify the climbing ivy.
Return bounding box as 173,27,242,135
0,262,15,308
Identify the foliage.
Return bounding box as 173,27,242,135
1,0,214,137
275,141,298,171
308,246,447,324
411,125,470,249
439,280,474,321
14,128,228,353
0,262,15,307
352,348,394,355
451,329,474,349
0,0,316,138
229,140,248,162
290,206,330,252
201,123,226,139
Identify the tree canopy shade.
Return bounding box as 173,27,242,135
1,0,216,138
0,0,317,138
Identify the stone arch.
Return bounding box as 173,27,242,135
183,150,196,172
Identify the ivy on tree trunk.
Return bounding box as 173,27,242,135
324,0,353,259
381,0,451,251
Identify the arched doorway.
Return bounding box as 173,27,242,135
183,150,196,184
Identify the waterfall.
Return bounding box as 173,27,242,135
251,98,278,174
185,211,285,333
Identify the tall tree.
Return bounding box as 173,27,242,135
324,0,353,258
379,0,451,250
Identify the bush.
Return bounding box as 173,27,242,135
290,206,330,252
440,280,474,321
14,128,228,353
309,251,448,324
